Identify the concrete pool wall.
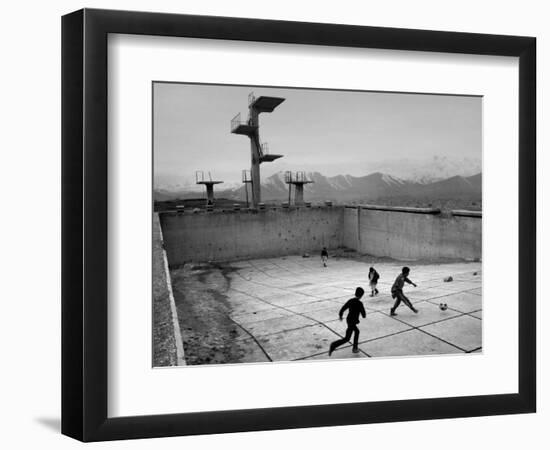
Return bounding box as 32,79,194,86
159,204,481,265
343,205,482,261
160,206,344,266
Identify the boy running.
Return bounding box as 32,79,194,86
329,287,366,356
390,266,418,316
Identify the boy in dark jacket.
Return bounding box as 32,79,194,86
390,266,418,316
328,287,366,356
321,247,329,267
368,267,380,296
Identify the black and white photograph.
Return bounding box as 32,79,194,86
153,83,482,367
0,0,542,447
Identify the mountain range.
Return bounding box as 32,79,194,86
154,171,482,203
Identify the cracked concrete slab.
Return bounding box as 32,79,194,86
428,291,482,314
238,314,317,339
364,294,398,312
227,298,277,315
360,329,463,357
420,315,482,352
303,345,368,360
262,291,319,307
304,309,343,323
231,308,292,325
469,310,483,319
286,299,342,314
392,301,463,327
408,287,457,302
257,324,340,361
353,311,413,342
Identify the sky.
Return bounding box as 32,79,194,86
153,82,482,188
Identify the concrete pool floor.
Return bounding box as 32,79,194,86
171,255,482,364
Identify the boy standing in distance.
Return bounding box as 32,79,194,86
321,247,329,267
368,266,380,296
390,266,418,316
328,287,366,356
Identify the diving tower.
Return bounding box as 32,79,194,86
195,171,223,206
230,92,285,208
285,171,314,206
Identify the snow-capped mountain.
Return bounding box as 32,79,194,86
154,170,482,203
364,156,481,184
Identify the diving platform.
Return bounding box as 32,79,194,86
249,95,285,113
258,142,283,163
196,181,223,186
259,154,283,163
230,113,257,136
232,123,257,135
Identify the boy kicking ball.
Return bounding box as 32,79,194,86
390,266,419,316
328,287,366,356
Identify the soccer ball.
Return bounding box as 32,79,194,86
439,303,448,311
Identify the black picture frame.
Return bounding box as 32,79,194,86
61,8,536,442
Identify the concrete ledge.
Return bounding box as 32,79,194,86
153,213,186,366
159,205,345,216
357,204,441,214
159,203,481,264
452,209,482,218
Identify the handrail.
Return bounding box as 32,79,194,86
230,112,241,132
248,92,256,106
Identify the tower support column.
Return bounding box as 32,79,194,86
295,184,305,205
250,149,261,207
206,184,215,204
249,108,261,207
